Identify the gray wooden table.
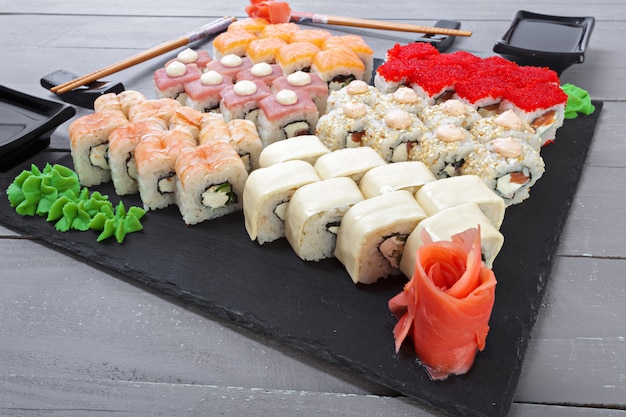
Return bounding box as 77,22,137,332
1,1,624,416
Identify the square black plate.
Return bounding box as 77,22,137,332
0,85,75,171
493,10,595,74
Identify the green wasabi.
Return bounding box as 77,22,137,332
562,83,595,119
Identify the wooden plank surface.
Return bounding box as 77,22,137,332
1,1,624,416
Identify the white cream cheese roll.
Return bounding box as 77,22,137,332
313,147,386,184
399,203,504,278
285,177,365,261
358,161,436,199
334,190,428,285
415,174,506,229
243,160,320,244
258,135,331,168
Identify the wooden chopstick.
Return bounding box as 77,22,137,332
51,16,237,95
291,12,472,37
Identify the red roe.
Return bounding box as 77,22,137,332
502,81,569,111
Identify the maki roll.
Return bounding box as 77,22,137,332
271,71,329,115
134,129,196,210
311,48,365,92
358,160,436,199
153,61,202,103
219,79,272,123
174,141,248,225
416,174,506,229
334,190,428,284
326,80,381,112
205,54,253,82
243,160,320,244
256,89,319,146
116,90,147,118
372,86,426,117
128,98,182,126
198,112,232,144
285,177,365,261
236,62,283,87
212,29,258,59
245,36,288,64
470,109,541,151
259,22,301,42
226,119,263,172
290,29,333,48
461,137,545,206
418,99,481,130
93,93,124,116
362,109,428,163
258,135,331,167
108,121,165,196
313,147,387,184
409,124,476,179
226,17,269,36
315,101,375,151
399,202,504,277
68,111,129,187
322,35,374,84
168,106,205,140
276,41,321,74
184,70,233,113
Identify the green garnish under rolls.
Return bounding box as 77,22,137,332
562,83,595,119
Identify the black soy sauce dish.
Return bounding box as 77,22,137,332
493,10,595,74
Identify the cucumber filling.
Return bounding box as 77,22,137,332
202,182,237,208
89,144,109,170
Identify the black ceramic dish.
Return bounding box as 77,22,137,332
41,69,125,109
0,85,75,172
493,10,595,74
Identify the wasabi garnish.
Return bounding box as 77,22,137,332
562,83,595,119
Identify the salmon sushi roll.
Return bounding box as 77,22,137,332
108,120,165,195
175,141,248,225
323,35,374,83
169,106,205,140
227,17,269,35
311,48,365,92
258,135,331,167
271,71,329,114
236,62,283,87
205,54,253,82
184,70,233,113
68,111,129,187
219,79,272,123
243,160,320,244
285,177,365,261
259,22,300,42
198,112,232,144
290,29,333,47
212,29,258,59
256,89,319,146
153,61,202,103
134,130,196,210
334,190,428,285
246,36,288,64
276,41,321,75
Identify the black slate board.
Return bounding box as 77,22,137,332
0,102,603,417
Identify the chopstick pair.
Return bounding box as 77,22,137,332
50,16,237,95
51,14,472,95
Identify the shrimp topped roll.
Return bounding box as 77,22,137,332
175,141,248,225
134,130,196,211
243,160,320,245
334,190,428,285
68,111,129,187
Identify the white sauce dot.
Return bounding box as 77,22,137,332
251,62,273,77
440,99,466,116
346,80,369,95
287,71,312,86
200,70,223,85
165,61,187,77
276,90,298,105
177,48,198,64
384,109,412,130
234,80,258,96
392,87,419,104
221,54,243,68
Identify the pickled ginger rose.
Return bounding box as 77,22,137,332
388,226,497,380
246,0,292,24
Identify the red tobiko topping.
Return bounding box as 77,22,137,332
377,58,420,82
409,61,467,96
454,75,510,104
386,42,440,61
502,81,568,111
511,65,560,88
